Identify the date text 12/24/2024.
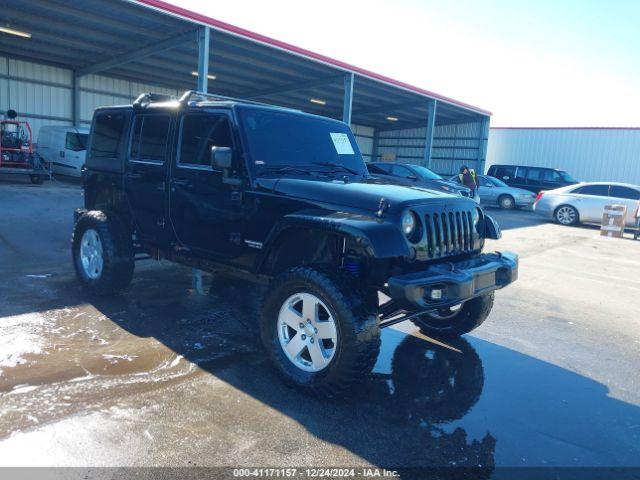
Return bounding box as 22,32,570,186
232,468,399,478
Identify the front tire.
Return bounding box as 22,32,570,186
554,205,579,225
411,293,494,338
72,211,134,296
30,174,43,185
260,267,380,397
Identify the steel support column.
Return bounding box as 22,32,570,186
72,72,81,126
342,72,354,125
197,26,210,93
423,99,437,168
476,117,490,174
371,128,379,162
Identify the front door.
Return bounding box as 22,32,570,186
169,111,245,260
124,113,173,244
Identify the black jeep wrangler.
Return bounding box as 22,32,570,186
72,91,517,396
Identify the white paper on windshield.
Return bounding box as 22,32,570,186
329,132,355,155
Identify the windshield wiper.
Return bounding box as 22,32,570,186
257,165,315,176
312,161,360,176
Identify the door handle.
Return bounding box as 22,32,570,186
127,173,143,179
172,179,190,186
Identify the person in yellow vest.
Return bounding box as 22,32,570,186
459,165,479,203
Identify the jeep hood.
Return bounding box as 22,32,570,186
255,176,471,213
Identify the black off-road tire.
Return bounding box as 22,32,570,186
498,194,515,210
72,210,134,296
411,292,494,339
260,267,380,397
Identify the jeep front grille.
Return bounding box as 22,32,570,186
424,210,474,257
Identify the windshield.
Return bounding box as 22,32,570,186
238,107,367,176
558,170,577,183
410,165,442,180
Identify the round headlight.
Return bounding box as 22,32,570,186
473,207,482,231
401,210,417,237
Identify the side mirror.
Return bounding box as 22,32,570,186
210,146,233,170
407,174,418,181
502,176,510,180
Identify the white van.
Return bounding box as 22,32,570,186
37,126,89,177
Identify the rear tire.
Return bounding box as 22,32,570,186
260,267,380,397
498,194,515,210
72,211,134,296
411,293,494,339
554,204,579,225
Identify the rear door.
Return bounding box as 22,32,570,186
609,185,640,225
525,167,543,193
572,184,611,222
124,112,173,244
513,166,529,191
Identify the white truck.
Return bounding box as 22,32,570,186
37,126,89,177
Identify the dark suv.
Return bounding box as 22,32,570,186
487,164,577,193
72,91,518,396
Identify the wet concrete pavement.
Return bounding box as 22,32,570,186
0,178,639,473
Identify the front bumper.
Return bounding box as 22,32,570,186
387,251,518,309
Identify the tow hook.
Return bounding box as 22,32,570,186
376,197,390,218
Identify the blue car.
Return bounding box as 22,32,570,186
449,174,536,209
368,162,472,198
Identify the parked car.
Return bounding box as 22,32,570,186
448,174,536,209
71,90,518,397
367,161,472,198
487,164,578,193
37,125,89,177
533,182,640,226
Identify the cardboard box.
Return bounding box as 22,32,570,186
600,204,627,238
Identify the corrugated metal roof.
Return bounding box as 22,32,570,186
130,0,492,116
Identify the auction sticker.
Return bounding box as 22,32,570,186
329,133,355,155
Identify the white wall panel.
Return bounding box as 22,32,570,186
487,128,640,185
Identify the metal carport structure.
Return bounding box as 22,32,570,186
0,0,491,174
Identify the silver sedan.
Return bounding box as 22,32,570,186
533,182,640,226
449,174,536,209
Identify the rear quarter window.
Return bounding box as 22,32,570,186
87,110,130,172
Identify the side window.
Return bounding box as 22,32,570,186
65,132,87,152
526,168,542,183
610,186,640,200
514,167,527,182
90,112,127,159
574,185,610,196
179,114,233,168
494,166,515,180
368,164,391,174
543,170,562,182
478,176,492,187
392,165,413,178
129,114,171,163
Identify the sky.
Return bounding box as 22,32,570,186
168,0,640,127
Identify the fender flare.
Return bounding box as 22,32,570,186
254,209,410,272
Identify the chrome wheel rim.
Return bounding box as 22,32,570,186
556,206,576,225
80,229,104,279
277,292,338,372
501,197,514,209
